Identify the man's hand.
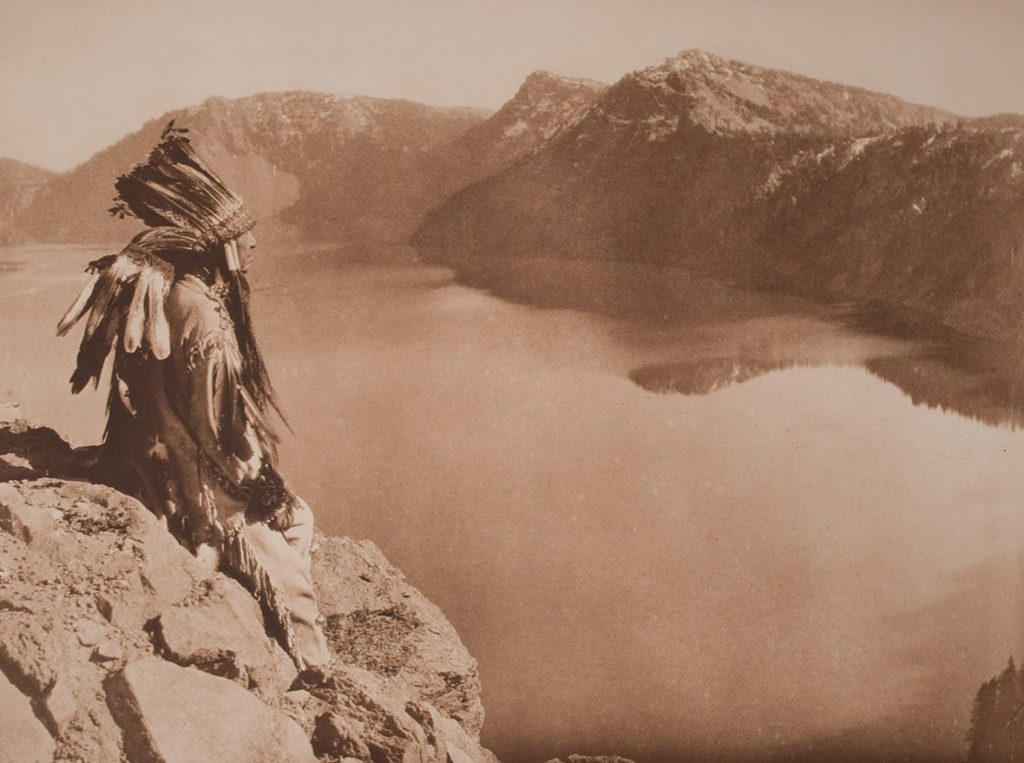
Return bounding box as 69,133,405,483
267,501,295,532
194,542,221,573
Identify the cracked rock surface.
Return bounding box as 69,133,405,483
0,408,496,763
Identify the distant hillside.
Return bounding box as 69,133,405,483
10,75,611,248
753,124,1024,338
413,50,1024,341
0,159,56,245
13,92,490,245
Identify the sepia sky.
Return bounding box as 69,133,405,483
2,0,1022,171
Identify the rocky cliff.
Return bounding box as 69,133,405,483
412,50,1024,342
0,403,496,763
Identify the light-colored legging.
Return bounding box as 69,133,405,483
236,498,330,668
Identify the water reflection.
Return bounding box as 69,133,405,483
865,352,1024,431
631,358,802,395
435,254,1024,430
630,348,1024,431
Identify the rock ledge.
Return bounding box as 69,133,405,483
0,406,495,763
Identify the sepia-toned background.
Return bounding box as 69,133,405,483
3,1,1024,761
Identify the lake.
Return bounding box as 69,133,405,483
3,243,1024,762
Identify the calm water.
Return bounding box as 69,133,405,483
4,244,1024,762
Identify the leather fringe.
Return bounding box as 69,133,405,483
220,523,306,671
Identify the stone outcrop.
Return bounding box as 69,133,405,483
0,405,496,763
311,536,485,735
106,657,316,763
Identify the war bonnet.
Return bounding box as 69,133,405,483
109,121,255,249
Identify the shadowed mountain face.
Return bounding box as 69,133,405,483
755,124,1024,339
0,159,56,245
427,70,608,198
413,50,1024,342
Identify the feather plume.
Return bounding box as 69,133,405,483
70,290,125,393
83,264,127,342
62,227,201,394
57,273,100,337
123,271,148,353
238,385,276,445
202,339,251,459
206,348,225,445
144,269,170,359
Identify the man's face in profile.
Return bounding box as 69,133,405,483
237,231,257,271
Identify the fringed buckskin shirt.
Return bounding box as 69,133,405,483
106,273,329,667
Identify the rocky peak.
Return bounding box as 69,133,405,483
517,70,607,98
593,48,956,140
650,48,750,78
487,70,608,146
422,70,608,199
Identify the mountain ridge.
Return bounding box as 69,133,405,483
5,75,610,248
10,91,492,246
616,49,959,136
8,48,1024,349
412,51,1024,343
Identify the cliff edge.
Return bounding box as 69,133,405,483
0,402,496,763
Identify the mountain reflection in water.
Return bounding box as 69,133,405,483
441,254,1024,430
631,349,1024,431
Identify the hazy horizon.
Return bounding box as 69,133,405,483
2,0,1023,172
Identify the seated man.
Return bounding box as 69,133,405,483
58,123,329,669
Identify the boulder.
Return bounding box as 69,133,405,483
311,711,372,759
0,477,207,759
105,656,316,763
300,663,497,763
312,534,485,734
147,576,297,696
0,412,79,481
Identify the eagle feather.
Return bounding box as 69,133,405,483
58,232,177,392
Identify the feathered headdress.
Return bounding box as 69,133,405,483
109,121,255,249
107,121,279,416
